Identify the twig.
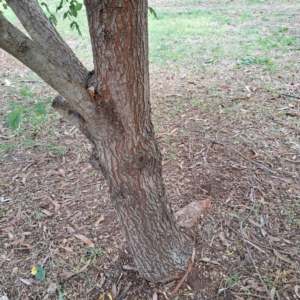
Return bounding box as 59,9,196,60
231,292,270,299
201,138,275,173
0,134,16,140
170,247,195,299
226,225,292,254
203,143,212,164
239,203,273,300
11,80,44,83
280,93,300,100
216,262,237,300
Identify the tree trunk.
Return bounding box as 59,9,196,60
0,0,194,282
83,0,193,282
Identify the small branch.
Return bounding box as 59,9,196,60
231,292,271,299
170,247,195,299
216,262,237,300
202,138,275,174
0,134,16,140
226,225,291,254
11,80,44,83
0,14,95,121
6,0,88,86
239,203,273,300
52,95,97,153
52,95,84,129
280,93,300,100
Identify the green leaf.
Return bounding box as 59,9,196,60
63,12,69,20
34,102,46,115
70,21,81,35
58,290,64,300
148,7,157,18
8,108,23,131
40,2,50,13
49,14,58,26
35,266,46,280
46,97,52,104
75,3,82,11
69,4,77,17
56,0,64,12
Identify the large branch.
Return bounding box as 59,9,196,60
6,0,89,86
0,14,95,122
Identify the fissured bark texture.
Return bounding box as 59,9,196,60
84,0,193,282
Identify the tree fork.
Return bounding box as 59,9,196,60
0,13,96,123
6,0,88,86
84,0,194,282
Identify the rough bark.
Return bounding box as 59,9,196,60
0,13,95,122
6,0,88,86
84,0,193,282
0,0,194,282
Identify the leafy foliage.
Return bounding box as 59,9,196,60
8,108,23,131
2,0,156,34
34,102,47,115
149,7,158,18
31,266,46,280
39,0,83,35
0,0,7,11
8,101,48,131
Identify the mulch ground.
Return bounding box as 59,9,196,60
1,2,300,300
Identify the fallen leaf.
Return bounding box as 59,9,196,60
99,293,114,300
47,282,57,294
95,215,105,226
295,285,300,298
233,295,244,300
58,245,74,253
218,232,229,246
46,197,60,211
260,228,267,237
67,226,75,234
218,85,231,90
267,235,281,242
111,284,117,298
58,169,65,177
248,218,263,228
122,265,137,271
271,287,276,299
200,257,210,263
245,285,265,292
20,278,31,285
273,250,294,265
41,209,53,217
153,292,158,300
60,270,75,278
74,234,94,248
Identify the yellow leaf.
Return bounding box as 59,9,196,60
31,266,37,275
98,293,114,300
107,293,114,300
